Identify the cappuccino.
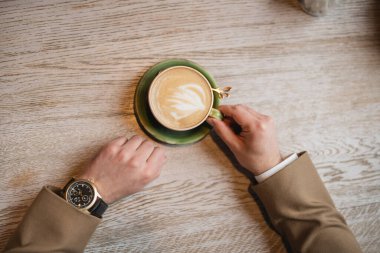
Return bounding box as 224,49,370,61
149,66,213,131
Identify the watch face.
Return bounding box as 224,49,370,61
67,181,95,208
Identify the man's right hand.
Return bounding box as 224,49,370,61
78,135,167,204
207,104,282,176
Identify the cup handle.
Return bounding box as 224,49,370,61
208,108,223,120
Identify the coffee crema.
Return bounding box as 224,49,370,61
149,66,213,131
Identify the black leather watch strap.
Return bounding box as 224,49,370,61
88,197,108,218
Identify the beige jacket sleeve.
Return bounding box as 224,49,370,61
4,186,100,253
251,152,362,253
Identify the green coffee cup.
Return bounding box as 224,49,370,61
148,66,230,131
134,59,231,145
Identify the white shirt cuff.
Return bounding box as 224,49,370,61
254,153,299,183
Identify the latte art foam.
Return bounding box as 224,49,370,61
149,67,213,130
166,83,207,120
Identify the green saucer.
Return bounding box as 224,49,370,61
134,59,221,145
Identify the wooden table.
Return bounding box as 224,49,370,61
1,0,379,252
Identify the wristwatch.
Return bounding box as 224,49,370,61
62,178,108,218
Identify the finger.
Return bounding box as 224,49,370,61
224,117,243,134
243,106,266,118
146,147,166,174
223,117,235,128
109,136,128,146
233,105,272,130
210,118,242,151
257,112,271,121
123,135,145,151
218,105,256,128
135,140,156,162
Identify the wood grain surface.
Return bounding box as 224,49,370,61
1,0,379,252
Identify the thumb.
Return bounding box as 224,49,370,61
208,118,241,151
